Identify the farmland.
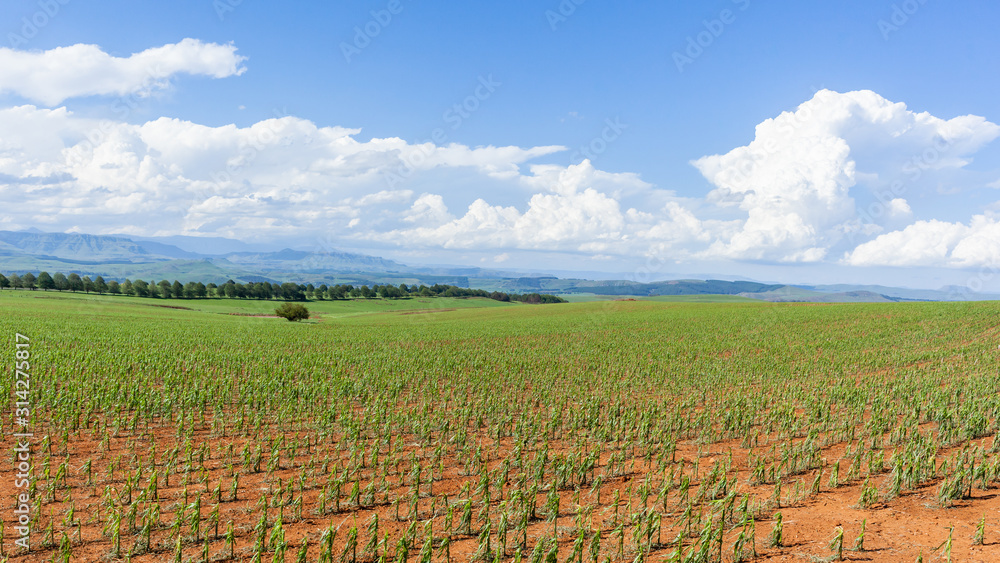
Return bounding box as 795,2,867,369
2,291,1000,562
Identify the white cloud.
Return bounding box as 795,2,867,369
404,194,453,224
350,190,413,207
0,39,247,105
378,161,711,258
693,89,1000,262
844,219,968,267
886,198,911,217
0,104,574,244
0,85,998,273
845,215,1000,268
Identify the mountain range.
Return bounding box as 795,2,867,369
0,230,995,302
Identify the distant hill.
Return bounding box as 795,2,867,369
122,234,261,255
805,284,963,301
0,231,166,262
579,279,785,296
221,248,405,273
1,229,998,301
0,230,468,285
741,287,918,303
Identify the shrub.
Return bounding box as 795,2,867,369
275,303,310,322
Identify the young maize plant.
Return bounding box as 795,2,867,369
857,478,879,509
933,526,953,563
317,526,335,563
973,513,986,546
189,495,202,541
829,527,843,561
461,499,474,536
58,532,72,563
365,513,381,555
827,460,840,489
418,526,435,563
588,529,601,563
852,519,866,552
731,514,757,563
172,534,183,563
767,512,783,548
545,487,560,537
438,535,452,563
395,536,410,563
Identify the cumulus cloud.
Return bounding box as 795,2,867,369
845,215,1000,268
379,160,709,257
0,104,574,243
0,39,247,105
886,198,911,217
693,89,1000,262
404,194,452,224
1,84,998,272
0,100,712,258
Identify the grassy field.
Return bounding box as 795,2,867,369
555,294,759,303
0,290,515,316
1,291,999,561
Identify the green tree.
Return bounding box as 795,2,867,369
275,303,310,322
9,273,22,289
280,282,304,301
157,280,172,298
81,276,95,293
122,279,135,296
132,279,149,297
172,280,184,299
94,276,108,294
0,273,8,289
67,273,83,292
53,272,68,291
108,280,121,294
258,282,273,300
37,271,55,290
22,272,36,290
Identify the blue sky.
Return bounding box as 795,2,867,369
1,0,999,289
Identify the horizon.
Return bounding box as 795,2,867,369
1,2,999,291
1,226,990,294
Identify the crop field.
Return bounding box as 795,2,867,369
2,291,1000,562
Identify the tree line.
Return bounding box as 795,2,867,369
0,271,566,303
